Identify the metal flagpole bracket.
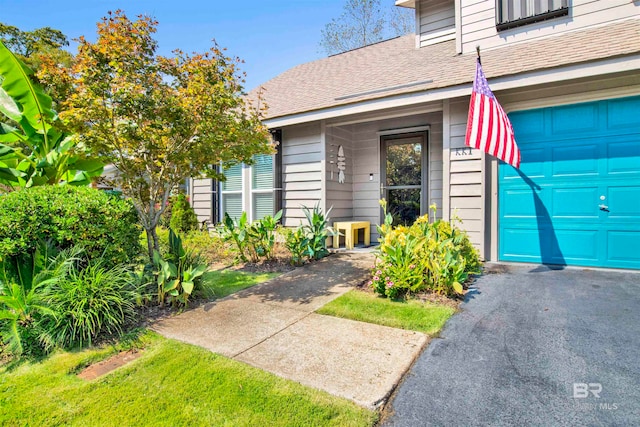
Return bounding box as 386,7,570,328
476,45,481,64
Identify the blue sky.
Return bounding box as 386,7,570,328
1,0,354,90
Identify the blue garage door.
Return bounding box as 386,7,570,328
499,96,640,269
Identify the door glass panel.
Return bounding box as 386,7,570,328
387,188,421,225
386,142,422,186
385,137,424,225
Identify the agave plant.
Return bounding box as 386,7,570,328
0,41,103,188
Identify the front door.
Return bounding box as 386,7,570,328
381,133,427,225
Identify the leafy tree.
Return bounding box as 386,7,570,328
43,11,271,261
0,23,68,59
320,0,415,55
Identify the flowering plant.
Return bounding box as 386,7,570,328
370,201,480,298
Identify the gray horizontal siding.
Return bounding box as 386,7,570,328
461,0,639,54
418,0,456,47
281,123,323,227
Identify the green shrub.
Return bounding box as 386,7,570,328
0,186,141,268
182,230,234,266
169,194,199,234
43,256,140,348
371,202,481,299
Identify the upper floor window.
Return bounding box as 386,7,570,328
496,0,569,31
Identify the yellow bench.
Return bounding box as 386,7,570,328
333,221,371,250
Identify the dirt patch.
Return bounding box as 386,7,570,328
77,349,143,380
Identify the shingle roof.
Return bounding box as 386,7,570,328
251,18,640,120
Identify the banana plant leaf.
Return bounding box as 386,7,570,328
0,41,54,136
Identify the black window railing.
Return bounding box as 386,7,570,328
496,0,569,31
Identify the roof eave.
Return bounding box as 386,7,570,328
395,0,416,9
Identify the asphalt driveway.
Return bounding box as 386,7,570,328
385,264,640,426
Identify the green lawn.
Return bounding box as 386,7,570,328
0,331,376,427
317,290,456,335
198,270,278,300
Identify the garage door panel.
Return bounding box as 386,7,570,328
501,228,543,259
607,138,640,175
606,231,640,266
500,96,640,269
503,147,546,179
551,144,599,177
501,189,538,217
607,186,640,218
509,109,545,139
607,97,640,129
551,103,599,135
552,187,599,218
553,229,599,261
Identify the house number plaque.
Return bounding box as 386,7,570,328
454,147,474,156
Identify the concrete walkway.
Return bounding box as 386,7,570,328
152,252,427,409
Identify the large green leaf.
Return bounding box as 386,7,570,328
0,41,54,136
0,122,27,143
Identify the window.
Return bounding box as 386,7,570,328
220,154,278,222
496,0,568,31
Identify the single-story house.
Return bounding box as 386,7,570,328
189,0,640,270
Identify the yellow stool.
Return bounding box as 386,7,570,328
333,221,371,250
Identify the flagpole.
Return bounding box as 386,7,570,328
476,45,481,65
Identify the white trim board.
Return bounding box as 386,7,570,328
264,55,640,128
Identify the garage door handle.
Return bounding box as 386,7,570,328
599,204,609,212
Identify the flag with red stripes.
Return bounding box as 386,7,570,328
465,58,521,169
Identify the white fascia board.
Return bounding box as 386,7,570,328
264,54,640,129
395,0,415,8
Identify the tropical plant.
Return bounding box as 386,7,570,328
0,244,78,356
169,193,199,234
247,210,283,261
222,212,251,262
0,282,54,356
153,229,207,306
39,11,272,262
283,226,308,267
301,205,334,261
0,185,141,268
0,40,103,189
42,258,140,348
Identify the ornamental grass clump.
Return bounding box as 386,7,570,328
371,200,481,299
